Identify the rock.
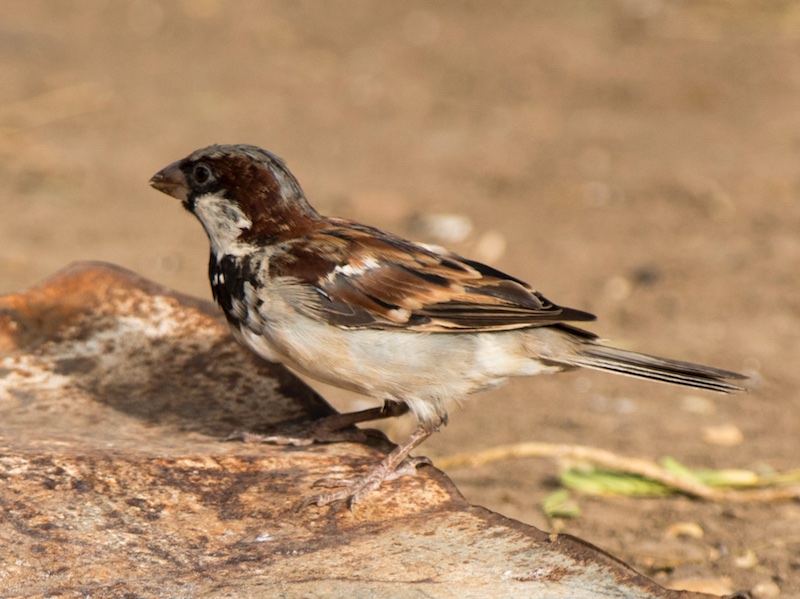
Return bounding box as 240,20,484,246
0,262,722,598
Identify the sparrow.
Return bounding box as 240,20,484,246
150,144,747,508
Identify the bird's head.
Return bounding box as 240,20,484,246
150,144,319,251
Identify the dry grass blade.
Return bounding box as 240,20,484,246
434,442,800,503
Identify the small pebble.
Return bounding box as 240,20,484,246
666,577,733,595
680,394,717,415
702,423,744,446
604,275,632,302
733,549,758,569
407,212,473,244
613,397,637,414
751,579,781,598
665,521,704,539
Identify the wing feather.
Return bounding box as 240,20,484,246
268,220,596,332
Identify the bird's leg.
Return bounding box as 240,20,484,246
297,420,438,510
227,402,409,446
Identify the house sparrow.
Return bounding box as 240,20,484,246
150,144,747,508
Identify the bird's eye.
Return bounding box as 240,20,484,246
192,163,213,185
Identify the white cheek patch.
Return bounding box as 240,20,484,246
193,193,253,254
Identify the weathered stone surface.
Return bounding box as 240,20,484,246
0,263,728,598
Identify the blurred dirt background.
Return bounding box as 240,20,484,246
1,1,799,596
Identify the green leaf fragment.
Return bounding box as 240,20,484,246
541,489,582,518
559,468,675,497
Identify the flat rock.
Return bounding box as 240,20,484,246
0,263,730,598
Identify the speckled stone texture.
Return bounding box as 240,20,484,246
0,263,725,598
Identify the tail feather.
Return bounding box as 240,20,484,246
573,344,747,394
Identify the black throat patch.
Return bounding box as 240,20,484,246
208,253,261,328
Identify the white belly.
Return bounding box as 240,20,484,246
233,312,561,426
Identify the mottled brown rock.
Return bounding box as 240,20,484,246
0,263,732,598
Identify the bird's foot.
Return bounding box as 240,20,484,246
297,423,435,510
297,456,432,510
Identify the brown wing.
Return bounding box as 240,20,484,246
268,219,596,332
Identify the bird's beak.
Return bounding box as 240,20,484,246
150,160,188,202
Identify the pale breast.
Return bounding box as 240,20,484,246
235,301,563,426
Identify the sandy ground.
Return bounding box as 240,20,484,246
2,2,799,596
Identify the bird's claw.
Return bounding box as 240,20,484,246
295,456,430,511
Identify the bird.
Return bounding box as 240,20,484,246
150,144,747,508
